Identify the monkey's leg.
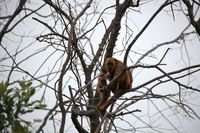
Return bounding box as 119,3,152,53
101,88,125,113
97,89,110,112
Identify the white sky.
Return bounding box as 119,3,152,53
0,0,200,132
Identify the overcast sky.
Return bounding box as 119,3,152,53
1,0,200,132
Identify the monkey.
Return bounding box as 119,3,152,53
96,73,110,111
104,57,132,94
100,57,133,112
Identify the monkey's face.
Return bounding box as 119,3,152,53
104,58,117,80
98,74,107,87
106,58,116,73
100,79,107,87
107,62,114,73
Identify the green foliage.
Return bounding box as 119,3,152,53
0,81,46,133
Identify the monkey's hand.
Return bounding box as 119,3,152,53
104,72,111,79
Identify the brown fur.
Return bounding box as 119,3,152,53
104,57,132,94
98,57,133,112
96,73,110,111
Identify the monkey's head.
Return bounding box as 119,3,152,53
104,57,117,80
98,73,107,87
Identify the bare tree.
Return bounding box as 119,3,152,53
0,0,200,133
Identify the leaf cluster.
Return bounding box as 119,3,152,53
0,81,46,133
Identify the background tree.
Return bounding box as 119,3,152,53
0,0,200,133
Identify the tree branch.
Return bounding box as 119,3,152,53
0,0,27,43
124,0,179,64
182,0,200,36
